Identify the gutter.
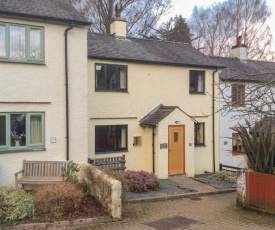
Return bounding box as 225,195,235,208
212,69,219,172
65,24,74,160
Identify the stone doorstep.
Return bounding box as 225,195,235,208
3,216,112,230
128,188,236,204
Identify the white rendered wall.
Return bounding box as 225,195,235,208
0,18,88,186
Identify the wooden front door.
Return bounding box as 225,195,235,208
168,125,185,175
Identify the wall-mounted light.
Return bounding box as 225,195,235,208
175,121,181,124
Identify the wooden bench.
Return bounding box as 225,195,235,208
15,160,71,188
88,155,126,173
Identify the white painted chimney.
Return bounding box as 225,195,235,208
230,36,247,63
110,3,127,37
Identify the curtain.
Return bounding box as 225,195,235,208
0,116,6,146
10,25,25,59
197,74,203,92
30,115,42,144
119,69,127,89
120,127,126,148
29,29,41,59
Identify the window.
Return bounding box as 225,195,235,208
232,133,243,154
95,125,127,153
231,84,245,106
0,113,45,151
0,23,44,63
95,64,127,91
190,70,205,93
194,123,205,145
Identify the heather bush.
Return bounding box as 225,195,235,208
123,170,159,193
209,170,238,183
0,187,34,225
33,181,84,220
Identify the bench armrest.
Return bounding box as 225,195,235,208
15,170,24,187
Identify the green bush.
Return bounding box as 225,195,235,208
0,187,34,225
209,171,238,183
33,181,84,221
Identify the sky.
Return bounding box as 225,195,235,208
169,0,275,47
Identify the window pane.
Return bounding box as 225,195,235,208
118,126,127,148
10,26,25,59
10,114,26,147
0,116,6,146
107,126,117,150
29,28,41,59
30,115,42,144
190,74,197,92
232,85,237,103
0,25,5,57
118,67,127,89
95,126,106,151
95,65,105,88
195,123,204,144
232,133,242,152
106,65,117,89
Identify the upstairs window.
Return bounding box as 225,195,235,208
194,123,205,145
231,84,245,107
190,70,205,93
0,23,44,63
95,64,127,91
95,125,127,153
0,113,45,151
232,133,244,154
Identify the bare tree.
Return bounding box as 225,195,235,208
70,0,172,37
189,0,274,61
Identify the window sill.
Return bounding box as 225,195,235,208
232,151,245,155
0,148,46,154
189,92,205,95
0,59,45,65
95,90,129,93
195,144,206,147
95,150,128,154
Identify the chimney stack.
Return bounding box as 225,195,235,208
230,36,247,63
110,3,127,37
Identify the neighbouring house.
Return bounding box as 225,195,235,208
211,38,275,169
0,0,90,186
87,12,224,178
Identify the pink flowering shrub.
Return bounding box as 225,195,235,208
123,170,159,193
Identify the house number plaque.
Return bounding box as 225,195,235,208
160,143,168,149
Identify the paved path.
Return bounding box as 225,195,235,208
64,193,275,230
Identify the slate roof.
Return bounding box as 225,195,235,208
210,56,275,83
139,104,196,127
0,0,89,26
88,33,224,68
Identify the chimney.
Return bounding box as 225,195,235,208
230,36,247,63
110,3,127,37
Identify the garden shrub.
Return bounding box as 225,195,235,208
33,181,84,220
209,170,238,183
0,187,34,225
123,170,159,193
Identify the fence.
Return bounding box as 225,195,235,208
88,155,126,173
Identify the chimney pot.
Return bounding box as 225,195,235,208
237,36,242,46
115,3,122,17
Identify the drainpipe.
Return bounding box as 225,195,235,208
212,68,218,172
152,127,156,173
65,24,73,160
